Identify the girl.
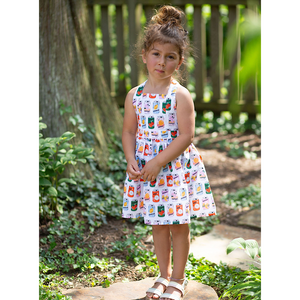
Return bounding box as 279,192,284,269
122,5,216,300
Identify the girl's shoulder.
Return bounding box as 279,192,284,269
174,83,193,103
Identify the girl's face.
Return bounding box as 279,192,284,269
142,42,183,81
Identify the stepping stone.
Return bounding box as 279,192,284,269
238,208,261,230
62,277,218,300
189,224,261,270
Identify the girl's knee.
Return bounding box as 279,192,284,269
170,224,190,236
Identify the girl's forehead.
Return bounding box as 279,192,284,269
149,42,180,53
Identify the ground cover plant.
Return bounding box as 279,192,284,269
39,112,261,299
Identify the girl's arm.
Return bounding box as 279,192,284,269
122,88,141,179
140,86,195,182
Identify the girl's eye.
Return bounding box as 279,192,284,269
168,56,175,60
153,52,159,56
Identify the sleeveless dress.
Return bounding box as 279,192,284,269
122,79,217,225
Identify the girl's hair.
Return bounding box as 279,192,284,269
135,5,192,82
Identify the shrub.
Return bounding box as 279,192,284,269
39,117,94,218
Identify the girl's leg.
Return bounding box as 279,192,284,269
146,225,172,299
161,224,190,300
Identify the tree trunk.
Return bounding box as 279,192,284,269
39,0,123,171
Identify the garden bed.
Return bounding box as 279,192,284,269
40,131,261,297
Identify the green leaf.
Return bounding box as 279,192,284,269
245,239,259,259
39,163,46,172
60,132,76,142
258,246,265,257
58,178,77,185
47,187,58,196
39,178,52,186
226,238,247,255
76,158,87,163
39,122,47,131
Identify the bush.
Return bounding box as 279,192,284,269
39,117,94,218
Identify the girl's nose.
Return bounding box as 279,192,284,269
158,58,165,66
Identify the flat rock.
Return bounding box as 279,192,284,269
62,277,218,300
189,224,261,270
238,208,261,229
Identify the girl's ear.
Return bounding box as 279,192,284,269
176,57,184,70
142,49,146,63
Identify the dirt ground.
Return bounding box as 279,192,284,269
42,132,261,290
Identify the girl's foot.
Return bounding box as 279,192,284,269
146,277,169,299
160,278,188,300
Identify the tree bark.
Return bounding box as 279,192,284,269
39,0,123,171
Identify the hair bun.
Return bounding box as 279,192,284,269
152,5,184,27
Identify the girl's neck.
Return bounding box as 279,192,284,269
143,76,174,94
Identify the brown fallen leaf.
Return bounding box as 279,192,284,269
67,248,74,254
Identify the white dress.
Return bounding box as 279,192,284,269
122,79,217,225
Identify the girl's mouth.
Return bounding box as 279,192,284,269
155,69,164,73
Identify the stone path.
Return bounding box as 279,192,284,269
62,208,261,298
62,277,218,300
190,209,261,270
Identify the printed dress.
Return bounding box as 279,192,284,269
122,79,217,225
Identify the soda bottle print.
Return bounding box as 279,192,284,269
153,100,160,114
123,199,129,211
173,174,180,187
205,182,212,194
157,116,164,128
150,178,156,187
186,159,192,169
202,197,210,210
171,189,178,200
180,188,187,201
166,174,173,187
153,144,157,157
159,145,163,153
136,86,143,96
176,204,183,217
148,204,155,217
188,185,194,197
131,200,138,211
167,204,174,216
152,190,160,202
192,199,200,211
136,184,141,197
191,170,197,182
195,183,204,195
141,116,146,128
123,184,127,195
138,100,142,114
144,143,150,156
166,99,171,111
168,161,173,172
185,203,189,215
168,113,175,125
171,131,177,139
162,102,167,114
158,205,165,217
158,175,165,187
148,116,155,129
144,189,150,201
185,172,190,184
128,185,134,197
162,189,169,202
139,199,144,209
173,219,180,225
144,100,150,113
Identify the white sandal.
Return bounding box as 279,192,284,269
160,278,188,300
146,276,169,299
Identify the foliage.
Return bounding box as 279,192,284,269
227,237,261,263
195,111,261,135
189,215,219,241
39,117,94,218
221,184,261,210
64,170,123,229
186,254,246,295
223,237,261,299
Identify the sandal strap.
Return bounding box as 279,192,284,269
155,276,169,288
159,293,181,300
146,287,163,297
167,279,188,295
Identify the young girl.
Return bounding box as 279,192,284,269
122,5,216,300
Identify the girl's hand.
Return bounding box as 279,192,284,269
126,158,141,180
140,158,161,182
